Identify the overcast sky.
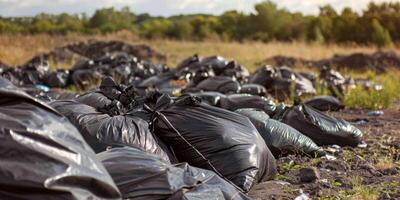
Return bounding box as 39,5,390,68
0,0,399,17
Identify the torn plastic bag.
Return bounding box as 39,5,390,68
0,78,120,199
304,95,344,111
186,76,241,94
188,92,225,106
219,94,277,116
273,103,363,146
151,94,277,192
50,100,172,162
239,84,267,96
235,109,325,157
98,147,251,200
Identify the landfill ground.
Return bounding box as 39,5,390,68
249,102,400,200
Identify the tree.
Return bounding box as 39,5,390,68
168,19,193,40
371,18,393,48
88,7,135,33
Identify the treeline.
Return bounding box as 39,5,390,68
0,1,399,47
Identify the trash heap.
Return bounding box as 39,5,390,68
0,42,368,199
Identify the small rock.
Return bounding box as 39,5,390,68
299,167,320,183
353,119,369,125
294,190,309,200
318,160,348,171
357,142,368,148
324,154,337,160
367,110,384,116
319,179,328,183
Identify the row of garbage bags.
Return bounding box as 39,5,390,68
0,53,360,102
0,74,363,199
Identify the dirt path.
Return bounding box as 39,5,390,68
249,103,400,200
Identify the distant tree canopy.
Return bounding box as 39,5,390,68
0,1,399,47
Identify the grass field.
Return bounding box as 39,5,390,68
1,32,398,71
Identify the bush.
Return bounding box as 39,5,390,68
344,72,400,109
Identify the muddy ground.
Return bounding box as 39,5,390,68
249,102,400,200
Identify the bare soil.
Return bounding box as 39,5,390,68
249,102,400,200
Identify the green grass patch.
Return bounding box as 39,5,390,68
343,71,400,110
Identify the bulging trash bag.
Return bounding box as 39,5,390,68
151,94,277,192
77,77,138,115
248,65,315,101
235,109,325,157
77,90,115,112
239,84,267,96
186,76,241,94
0,78,120,199
50,100,172,162
189,91,225,106
98,147,251,200
273,103,363,146
319,66,347,97
304,95,344,111
219,93,277,116
44,69,70,88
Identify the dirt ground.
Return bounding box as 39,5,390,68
249,102,400,200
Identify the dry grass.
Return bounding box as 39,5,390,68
374,157,396,170
1,32,396,71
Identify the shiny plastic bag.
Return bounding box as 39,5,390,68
273,104,363,146
0,78,120,199
50,100,172,162
236,108,325,157
151,94,277,192
98,147,251,200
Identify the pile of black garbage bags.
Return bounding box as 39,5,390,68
0,53,364,199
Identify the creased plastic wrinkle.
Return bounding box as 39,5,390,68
98,147,252,200
151,94,277,192
0,77,121,199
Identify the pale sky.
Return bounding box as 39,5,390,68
0,0,399,17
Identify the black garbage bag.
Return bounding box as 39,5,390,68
248,66,315,101
304,95,344,111
185,76,241,94
151,94,277,192
235,109,325,157
319,66,347,97
219,94,277,116
239,84,267,96
22,86,78,102
77,77,138,115
188,92,225,106
0,78,120,199
273,103,363,146
71,69,101,89
50,100,172,162
77,90,116,112
44,69,70,88
98,147,251,200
